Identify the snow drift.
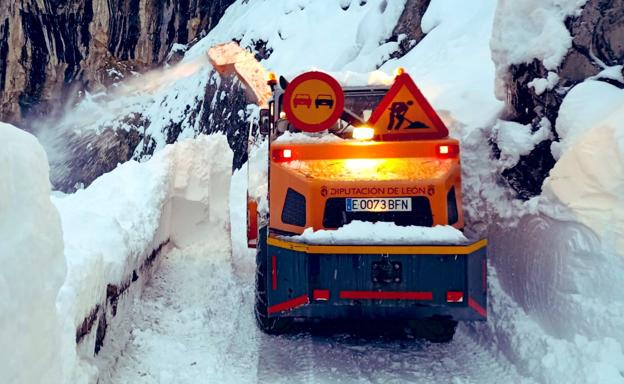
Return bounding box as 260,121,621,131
0,128,232,383
0,123,67,384
55,134,233,382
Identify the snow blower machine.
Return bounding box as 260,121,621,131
243,68,488,342
207,42,487,341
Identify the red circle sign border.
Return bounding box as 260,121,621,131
283,71,345,133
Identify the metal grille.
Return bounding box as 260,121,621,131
281,188,306,227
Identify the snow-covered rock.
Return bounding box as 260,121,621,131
0,123,67,384
491,0,584,96
489,0,624,200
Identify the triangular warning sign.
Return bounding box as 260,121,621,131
368,73,449,140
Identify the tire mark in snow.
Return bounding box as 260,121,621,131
103,242,533,384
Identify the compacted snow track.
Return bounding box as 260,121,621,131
102,238,531,384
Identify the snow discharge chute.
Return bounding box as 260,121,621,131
207,42,273,108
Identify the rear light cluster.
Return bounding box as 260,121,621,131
272,148,294,162
437,144,459,159
273,144,458,162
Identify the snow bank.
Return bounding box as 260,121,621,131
52,151,172,333
552,80,624,159
545,81,624,255
247,139,269,215
285,221,467,245
48,134,233,382
168,137,233,248
187,0,407,76
474,78,624,383
230,140,267,278
0,123,67,384
386,0,503,133
478,267,624,384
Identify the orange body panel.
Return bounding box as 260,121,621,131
269,139,464,235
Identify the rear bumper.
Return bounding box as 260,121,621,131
264,235,487,321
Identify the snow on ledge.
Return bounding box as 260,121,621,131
282,221,468,245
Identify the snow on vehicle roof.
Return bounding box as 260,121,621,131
282,221,468,245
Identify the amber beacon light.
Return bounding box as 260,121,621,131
352,126,375,140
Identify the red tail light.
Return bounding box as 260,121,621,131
446,291,464,303
272,148,294,162
437,144,459,158
313,289,330,301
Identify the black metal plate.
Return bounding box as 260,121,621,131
372,260,402,285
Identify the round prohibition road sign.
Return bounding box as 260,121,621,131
283,71,345,133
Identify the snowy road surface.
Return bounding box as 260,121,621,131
102,240,531,384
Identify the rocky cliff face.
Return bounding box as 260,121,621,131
0,0,234,126
386,0,430,61
496,0,624,199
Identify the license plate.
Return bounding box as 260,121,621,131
346,198,411,212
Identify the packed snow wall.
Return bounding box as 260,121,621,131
0,124,233,383
0,123,67,384
52,135,233,382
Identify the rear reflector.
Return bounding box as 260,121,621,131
268,295,309,314
340,291,432,301
271,255,277,290
446,291,464,303
469,297,487,318
313,289,330,301
437,144,459,158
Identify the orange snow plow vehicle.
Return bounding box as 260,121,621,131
208,43,486,342
248,70,487,341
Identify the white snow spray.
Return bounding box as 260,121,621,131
33,54,210,190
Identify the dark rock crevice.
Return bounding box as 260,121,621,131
199,73,251,171
107,0,141,61
0,19,8,91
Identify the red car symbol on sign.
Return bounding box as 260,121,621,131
293,94,312,108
